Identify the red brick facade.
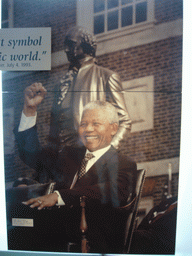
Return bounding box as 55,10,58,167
14,0,76,53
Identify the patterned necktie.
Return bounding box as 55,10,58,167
78,153,95,179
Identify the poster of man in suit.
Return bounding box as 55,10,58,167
1,0,184,254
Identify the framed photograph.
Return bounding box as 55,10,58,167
1,0,188,255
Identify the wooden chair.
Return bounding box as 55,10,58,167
80,196,89,253
78,169,146,254
122,169,146,253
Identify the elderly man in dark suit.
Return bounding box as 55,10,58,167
14,83,136,253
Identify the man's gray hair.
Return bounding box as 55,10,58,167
83,101,119,125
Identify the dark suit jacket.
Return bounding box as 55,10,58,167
130,197,177,254
14,125,137,253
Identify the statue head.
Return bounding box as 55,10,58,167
64,26,97,62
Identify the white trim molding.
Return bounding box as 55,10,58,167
137,157,180,177
96,18,183,56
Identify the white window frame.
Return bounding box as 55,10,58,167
94,0,151,33
2,0,14,28
122,75,154,133
77,0,155,43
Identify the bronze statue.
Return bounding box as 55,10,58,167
49,26,131,150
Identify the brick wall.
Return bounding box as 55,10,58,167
142,173,179,206
98,36,182,163
13,0,76,53
155,0,183,24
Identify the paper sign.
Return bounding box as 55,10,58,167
0,28,51,71
12,218,34,227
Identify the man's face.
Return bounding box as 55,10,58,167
79,109,118,152
64,31,84,62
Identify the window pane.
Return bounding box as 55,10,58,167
121,0,133,5
136,2,147,23
107,0,118,9
94,15,105,34
122,6,133,27
107,10,118,31
94,0,105,13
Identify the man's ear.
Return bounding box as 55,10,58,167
111,123,118,136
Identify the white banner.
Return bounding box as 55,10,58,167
0,28,51,71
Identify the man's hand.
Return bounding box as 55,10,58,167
23,83,47,117
22,192,59,210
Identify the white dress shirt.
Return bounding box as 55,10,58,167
18,111,37,131
18,112,111,206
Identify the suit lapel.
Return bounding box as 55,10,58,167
59,146,86,188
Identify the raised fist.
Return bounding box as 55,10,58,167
23,83,47,116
